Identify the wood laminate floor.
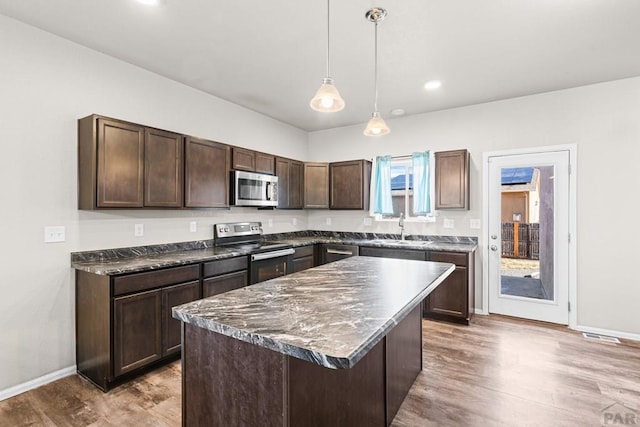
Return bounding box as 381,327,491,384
1,315,638,426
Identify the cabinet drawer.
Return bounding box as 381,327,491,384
203,256,248,278
293,245,314,259
113,264,200,296
429,251,468,267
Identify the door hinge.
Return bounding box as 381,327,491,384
568,233,571,243
568,301,571,312
568,163,572,175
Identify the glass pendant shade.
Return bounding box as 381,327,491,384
363,111,390,136
310,77,345,112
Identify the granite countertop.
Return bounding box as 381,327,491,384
270,235,477,253
172,256,454,369
71,231,477,276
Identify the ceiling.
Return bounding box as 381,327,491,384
2,0,640,132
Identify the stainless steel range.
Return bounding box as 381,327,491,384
214,222,294,284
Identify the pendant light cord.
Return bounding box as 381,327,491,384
326,0,331,78
373,19,379,112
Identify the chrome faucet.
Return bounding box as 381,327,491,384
399,212,405,240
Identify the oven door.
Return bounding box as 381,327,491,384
233,171,278,207
250,249,295,284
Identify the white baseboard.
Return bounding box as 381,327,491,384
474,307,489,315
0,365,76,402
575,325,640,343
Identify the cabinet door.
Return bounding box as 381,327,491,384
113,289,162,377
289,160,304,208
202,270,248,298
184,137,230,207
425,266,468,318
330,160,371,210
435,149,469,210
304,163,329,209
255,152,275,175
144,128,183,207
232,147,255,171
96,118,144,208
162,281,200,356
275,157,290,208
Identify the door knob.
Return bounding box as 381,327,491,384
491,234,497,240
490,245,498,251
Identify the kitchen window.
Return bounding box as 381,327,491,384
370,152,435,222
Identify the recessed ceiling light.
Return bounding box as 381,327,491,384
390,108,405,116
424,80,442,90
136,0,160,5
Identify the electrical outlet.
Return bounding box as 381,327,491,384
44,226,65,243
267,218,273,228
292,218,297,226
189,221,197,232
470,219,481,229
443,219,454,229
134,223,144,237
364,217,372,226
326,217,332,226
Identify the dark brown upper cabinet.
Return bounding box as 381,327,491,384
232,147,275,175
329,160,372,210
304,162,329,209
275,157,304,209
78,115,182,209
184,136,230,208
144,128,183,208
435,149,470,210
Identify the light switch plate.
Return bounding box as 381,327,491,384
134,223,144,237
267,219,273,228
189,221,197,232
443,219,454,229
44,226,65,243
363,217,372,226
470,219,481,229
292,218,297,226
326,217,332,225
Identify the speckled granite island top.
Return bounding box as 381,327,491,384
173,256,454,369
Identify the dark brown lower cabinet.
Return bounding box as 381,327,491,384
423,250,475,324
320,243,359,264
359,246,427,261
76,264,201,391
162,281,200,355
203,271,247,297
113,289,162,377
293,245,316,272
202,256,248,298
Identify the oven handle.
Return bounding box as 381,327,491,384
251,248,295,261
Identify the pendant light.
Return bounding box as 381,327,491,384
363,7,390,136
310,0,345,112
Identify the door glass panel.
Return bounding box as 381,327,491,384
500,165,554,301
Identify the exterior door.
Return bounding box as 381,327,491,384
487,149,571,324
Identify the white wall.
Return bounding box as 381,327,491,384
0,15,308,393
309,76,640,337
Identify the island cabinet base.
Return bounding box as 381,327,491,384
181,305,422,427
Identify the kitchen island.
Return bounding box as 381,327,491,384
173,256,454,427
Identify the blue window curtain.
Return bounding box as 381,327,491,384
372,155,394,215
412,151,431,215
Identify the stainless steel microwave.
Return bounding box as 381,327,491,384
231,171,278,207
